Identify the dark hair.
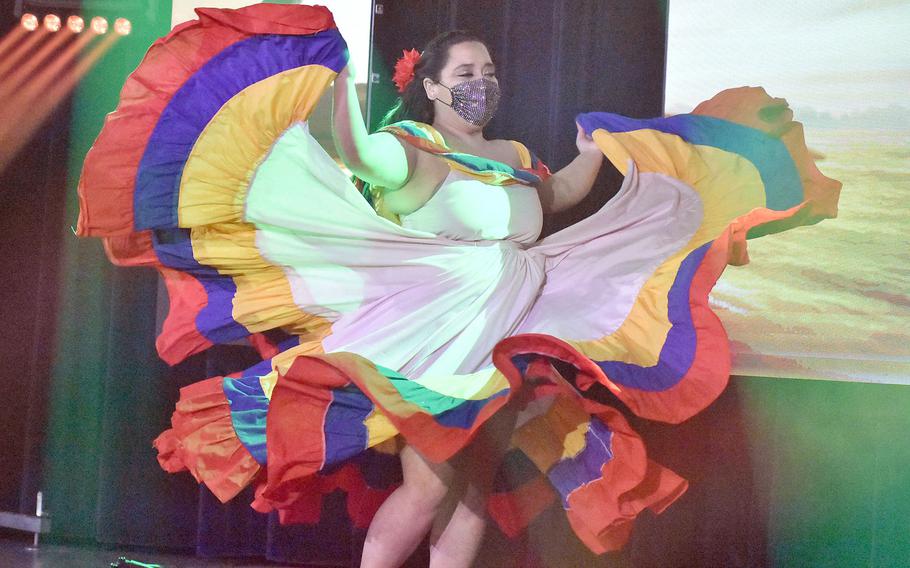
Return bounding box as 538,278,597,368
379,30,489,128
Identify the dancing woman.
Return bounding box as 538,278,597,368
332,31,611,567
75,5,840,568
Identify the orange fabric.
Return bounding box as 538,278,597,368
692,86,841,221
564,409,689,553
101,231,157,266
492,337,688,550
256,357,341,511
196,5,335,36
155,267,214,366
76,4,337,238
252,462,396,529
487,475,557,537
279,353,516,464
153,377,261,501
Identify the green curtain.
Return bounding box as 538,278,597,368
42,0,181,543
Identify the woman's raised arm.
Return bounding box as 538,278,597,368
536,123,604,214
331,65,415,190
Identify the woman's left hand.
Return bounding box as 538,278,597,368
575,122,601,155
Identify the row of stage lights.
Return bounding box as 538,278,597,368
20,13,131,36
0,10,130,172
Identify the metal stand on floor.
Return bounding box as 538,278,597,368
0,491,51,549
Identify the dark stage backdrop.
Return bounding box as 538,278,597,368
16,1,907,567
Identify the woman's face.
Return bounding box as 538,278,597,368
425,40,497,107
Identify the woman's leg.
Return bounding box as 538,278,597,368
428,475,487,568
428,404,519,568
361,444,454,568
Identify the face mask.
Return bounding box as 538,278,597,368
436,77,501,127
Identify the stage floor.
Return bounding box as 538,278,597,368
0,536,296,568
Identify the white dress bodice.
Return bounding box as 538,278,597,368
399,169,544,245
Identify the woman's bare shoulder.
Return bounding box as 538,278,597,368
487,138,526,168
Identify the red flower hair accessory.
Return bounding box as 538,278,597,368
392,48,421,93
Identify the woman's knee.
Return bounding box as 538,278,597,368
400,445,454,506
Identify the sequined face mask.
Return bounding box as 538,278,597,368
436,77,501,127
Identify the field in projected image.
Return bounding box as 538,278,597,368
711,125,910,382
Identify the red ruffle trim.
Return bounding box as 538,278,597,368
153,376,261,501
252,463,396,530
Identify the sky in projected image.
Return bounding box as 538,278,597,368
667,1,910,383
666,1,910,124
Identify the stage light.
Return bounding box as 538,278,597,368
43,14,62,33
90,16,108,35
113,18,131,36
67,15,85,34
20,13,39,31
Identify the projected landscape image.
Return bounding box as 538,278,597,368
667,1,910,382
713,125,909,382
